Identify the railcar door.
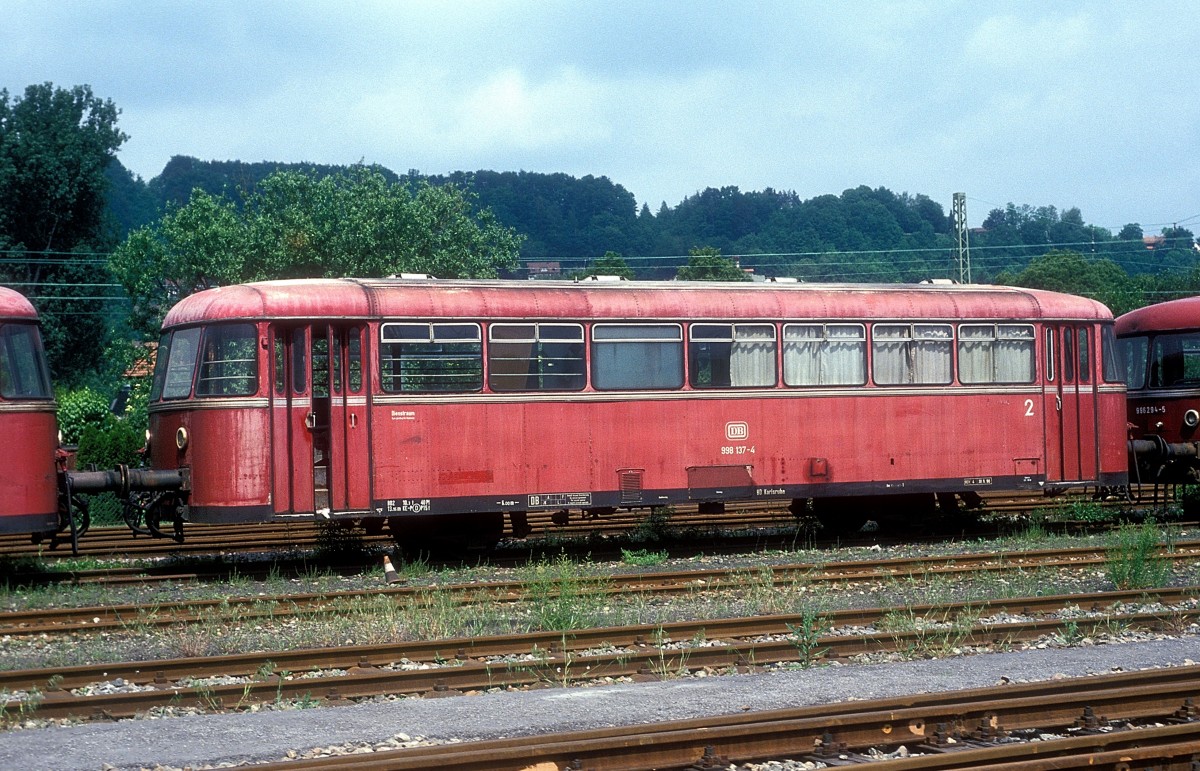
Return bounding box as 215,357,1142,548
317,324,371,513
1044,324,1099,483
271,326,315,515
270,323,371,516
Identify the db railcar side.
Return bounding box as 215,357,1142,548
1116,296,1200,483
144,278,1127,538
0,287,59,535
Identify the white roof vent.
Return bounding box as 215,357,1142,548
577,275,628,282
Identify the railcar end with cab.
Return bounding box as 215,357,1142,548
1117,296,1200,484
0,287,60,536
144,278,1127,543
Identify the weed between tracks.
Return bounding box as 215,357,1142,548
0,524,1195,678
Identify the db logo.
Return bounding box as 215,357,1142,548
725,421,749,441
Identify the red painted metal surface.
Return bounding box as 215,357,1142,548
149,279,1127,525
164,279,1112,327
1116,295,1200,336
0,288,39,320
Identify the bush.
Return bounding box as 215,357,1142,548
76,417,144,470
72,416,145,528
56,387,111,445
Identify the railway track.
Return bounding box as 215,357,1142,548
6,541,1199,636
0,486,1183,562
3,585,1197,724
244,664,1200,770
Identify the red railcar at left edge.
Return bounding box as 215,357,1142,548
0,287,59,534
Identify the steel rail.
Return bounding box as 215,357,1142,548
4,589,1198,721
5,542,1200,636
164,667,1200,770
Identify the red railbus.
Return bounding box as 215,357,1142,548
0,287,59,536
143,278,1128,542
1116,296,1200,484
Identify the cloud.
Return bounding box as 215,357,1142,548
4,1,1200,229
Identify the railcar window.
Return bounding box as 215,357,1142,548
196,324,258,397
872,324,952,385
689,323,776,388
1148,332,1200,388
380,322,482,393
1063,330,1075,383
348,328,363,393
273,334,285,396
1045,328,1055,382
162,327,202,400
957,324,1035,384
290,328,308,395
592,324,684,390
1101,326,1123,384
1077,328,1091,383
150,332,172,401
1119,335,1148,390
331,331,343,395
782,323,866,386
488,323,586,392
0,323,52,399
312,329,330,398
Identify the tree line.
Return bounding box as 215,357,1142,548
3,81,1199,390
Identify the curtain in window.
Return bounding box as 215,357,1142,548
958,325,995,384
995,325,1034,383
729,325,775,387
825,324,866,384
872,325,911,385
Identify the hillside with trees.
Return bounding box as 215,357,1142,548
6,81,1200,387
107,156,1197,286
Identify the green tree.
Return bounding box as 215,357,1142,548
581,251,635,280
675,246,751,281
110,167,524,336
0,83,128,381
996,249,1143,316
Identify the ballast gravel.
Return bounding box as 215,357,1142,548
1,636,1198,770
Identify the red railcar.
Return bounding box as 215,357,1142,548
144,278,1127,540
1116,296,1200,483
0,287,59,535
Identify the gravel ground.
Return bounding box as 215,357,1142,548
2,636,1197,770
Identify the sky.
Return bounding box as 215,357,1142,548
4,1,1199,236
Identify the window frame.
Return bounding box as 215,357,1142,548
591,322,685,391
487,322,586,392
687,322,777,389
195,323,260,398
782,322,867,387
871,322,954,386
160,326,203,401
379,321,484,394
0,322,53,400
956,322,1036,385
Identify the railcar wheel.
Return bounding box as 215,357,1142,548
122,491,185,542
387,512,504,555
50,491,90,552
57,493,91,540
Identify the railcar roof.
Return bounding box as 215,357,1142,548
0,286,39,320
1115,296,1200,336
161,278,1113,328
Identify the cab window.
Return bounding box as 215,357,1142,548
0,323,52,399
159,327,202,400
196,324,259,396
